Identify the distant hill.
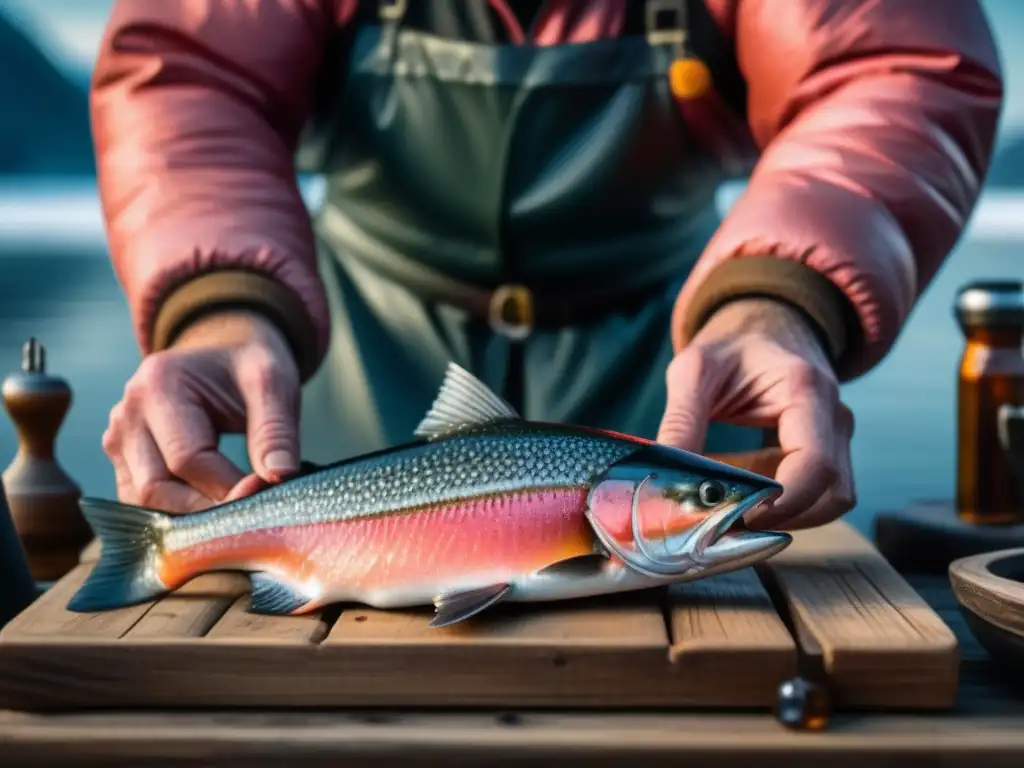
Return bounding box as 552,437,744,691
986,134,1024,188
0,11,95,175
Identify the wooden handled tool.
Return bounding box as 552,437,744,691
1,339,90,581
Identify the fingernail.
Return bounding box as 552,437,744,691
263,450,297,473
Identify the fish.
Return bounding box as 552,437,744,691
67,363,791,628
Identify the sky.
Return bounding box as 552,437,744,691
4,0,1024,141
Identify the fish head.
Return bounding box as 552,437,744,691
585,443,790,579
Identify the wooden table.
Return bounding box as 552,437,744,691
3,527,1024,766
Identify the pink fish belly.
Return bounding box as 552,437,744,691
160,487,595,606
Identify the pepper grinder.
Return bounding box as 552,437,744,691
1,338,90,581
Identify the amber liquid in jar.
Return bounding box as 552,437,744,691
956,282,1024,524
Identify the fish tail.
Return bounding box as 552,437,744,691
66,497,173,612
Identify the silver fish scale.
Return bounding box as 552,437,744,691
165,428,636,549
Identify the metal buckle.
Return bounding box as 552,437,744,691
489,284,534,342
645,0,688,48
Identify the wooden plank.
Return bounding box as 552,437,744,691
0,589,785,710
5,709,1024,768
0,564,151,642
0,642,314,711
666,568,797,704
122,574,247,640
205,595,328,644
0,519,961,712
319,595,682,707
759,520,959,709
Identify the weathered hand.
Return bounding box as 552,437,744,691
102,311,301,513
657,298,855,530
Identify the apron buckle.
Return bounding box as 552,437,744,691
645,0,688,48
489,284,534,342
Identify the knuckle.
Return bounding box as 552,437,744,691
127,355,177,399
102,405,128,454
667,344,712,389
137,354,175,384
121,377,144,404
836,401,856,438
666,350,689,382
785,360,836,402
105,402,125,431
237,347,283,393
837,492,857,514
817,458,841,489
163,446,197,479
135,479,163,508
101,426,119,456
820,492,855,523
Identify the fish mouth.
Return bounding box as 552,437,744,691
624,483,787,578
687,485,790,571
692,486,780,551
697,528,793,573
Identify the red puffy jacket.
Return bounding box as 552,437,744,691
90,0,1004,381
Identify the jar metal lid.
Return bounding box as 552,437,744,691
955,280,1024,328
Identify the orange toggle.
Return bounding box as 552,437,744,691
669,57,712,100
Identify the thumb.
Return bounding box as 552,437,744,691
236,350,301,483
656,350,719,452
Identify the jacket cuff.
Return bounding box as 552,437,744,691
151,270,322,382
676,257,859,369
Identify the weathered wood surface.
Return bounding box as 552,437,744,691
5,710,1024,768
3,571,1021,767
0,521,957,711
759,521,960,708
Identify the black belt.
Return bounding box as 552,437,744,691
319,208,694,341
453,281,664,341
343,251,673,341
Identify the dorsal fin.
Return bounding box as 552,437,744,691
414,363,520,440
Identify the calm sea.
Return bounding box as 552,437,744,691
1,177,1022,535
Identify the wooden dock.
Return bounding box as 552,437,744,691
0,520,958,711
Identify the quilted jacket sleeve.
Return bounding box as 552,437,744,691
91,0,357,380
674,0,1004,380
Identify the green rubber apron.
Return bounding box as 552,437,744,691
299,0,762,462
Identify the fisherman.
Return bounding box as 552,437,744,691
90,0,1003,531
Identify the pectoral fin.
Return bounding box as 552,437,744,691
430,583,511,628
249,572,317,615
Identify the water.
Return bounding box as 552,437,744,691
0,177,1021,535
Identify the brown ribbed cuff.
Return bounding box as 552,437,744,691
151,270,321,382
679,257,859,368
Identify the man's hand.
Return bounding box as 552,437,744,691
102,311,302,514
658,298,856,530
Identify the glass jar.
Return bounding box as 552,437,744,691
955,281,1024,524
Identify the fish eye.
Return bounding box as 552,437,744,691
698,480,726,507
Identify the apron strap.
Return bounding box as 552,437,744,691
377,0,408,59
646,0,751,173
378,0,408,23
